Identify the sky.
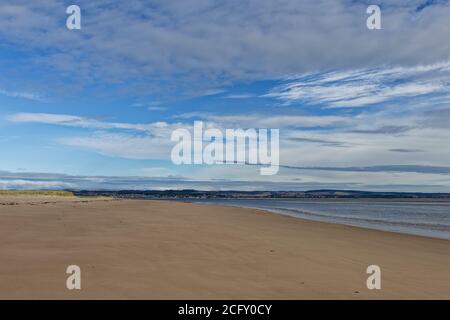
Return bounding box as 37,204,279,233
0,0,450,191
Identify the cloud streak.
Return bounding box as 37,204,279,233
279,164,450,174
265,60,450,108
7,112,184,134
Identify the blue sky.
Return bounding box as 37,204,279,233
0,0,450,191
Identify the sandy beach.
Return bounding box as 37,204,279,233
0,196,449,299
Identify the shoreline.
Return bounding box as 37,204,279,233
0,198,449,299
183,199,450,241
182,197,450,202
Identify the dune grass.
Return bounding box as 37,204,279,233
0,190,74,197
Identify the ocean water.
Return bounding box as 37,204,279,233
189,199,450,240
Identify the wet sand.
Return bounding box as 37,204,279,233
0,197,449,299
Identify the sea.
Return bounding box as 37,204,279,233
188,198,450,240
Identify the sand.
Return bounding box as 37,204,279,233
0,197,449,299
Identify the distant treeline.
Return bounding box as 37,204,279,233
72,189,450,199
2,189,449,199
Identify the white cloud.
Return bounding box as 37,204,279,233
7,105,450,191
0,179,74,189
147,106,168,111
1,1,450,97
59,132,172,160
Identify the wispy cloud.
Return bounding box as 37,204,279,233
222,93,256,99
0,89,42,101
286,137,349,147
349,125,413,135
7,112,186,160
389,149,424,153
7,112,181,133
416,0,449,12
175,112,353,128
265,60,450,108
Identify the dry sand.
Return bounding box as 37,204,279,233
0,197,449,299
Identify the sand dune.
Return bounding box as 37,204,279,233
0,197,449,299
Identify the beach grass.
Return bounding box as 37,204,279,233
0,190,74,197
